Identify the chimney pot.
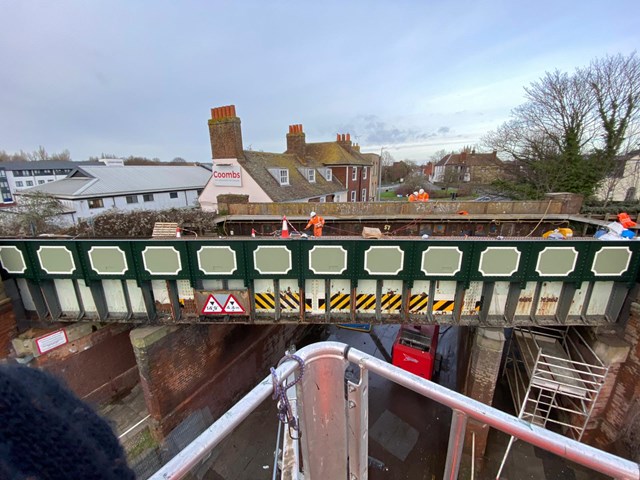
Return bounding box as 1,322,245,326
230,105,236,117
337,134,340,142
346,133,351,142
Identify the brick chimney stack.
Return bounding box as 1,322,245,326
337,133,352,151
208,105,244,160
286,124,306,159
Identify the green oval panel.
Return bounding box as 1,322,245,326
592,247,631,276
142,247,181,275
479,247,520,276
364,246,403,275
38,246,76,274
254,246,291,274
198,246,237,274
536,247,577,276
309,246,347,274
0,246,26,273
89,247,127,274
422,247,462,275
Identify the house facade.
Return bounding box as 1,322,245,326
15,164,211,225
199,105,380,212
596,150,640,202
431,150,504,184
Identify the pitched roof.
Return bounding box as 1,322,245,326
304,142,372,166
18,165,211,198
239,151,346,202
436,152,502,167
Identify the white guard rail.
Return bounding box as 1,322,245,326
150,341,640,480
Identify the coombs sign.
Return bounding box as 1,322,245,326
212,163,242,187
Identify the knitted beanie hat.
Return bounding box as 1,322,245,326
0,364,135,480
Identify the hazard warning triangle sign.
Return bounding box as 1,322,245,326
223,294,246,314
201,294,223,314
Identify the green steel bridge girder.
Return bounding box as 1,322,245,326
0,237,639,325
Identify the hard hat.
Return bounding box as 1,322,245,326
310,211,316,217
419,188,424,194
413,191,418,195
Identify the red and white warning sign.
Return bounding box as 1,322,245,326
200,293,247,315
201,295,224,314
223,294,246,313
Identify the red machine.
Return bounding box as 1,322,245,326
391,324,439,380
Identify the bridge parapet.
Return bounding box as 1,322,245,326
0,236,637,326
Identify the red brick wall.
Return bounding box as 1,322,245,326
463,329,505,463
134,324,309,437
34,325,138,406
589,302,640,461
208,118,243,160
0,298,17,359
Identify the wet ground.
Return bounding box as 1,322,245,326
103,324,612,479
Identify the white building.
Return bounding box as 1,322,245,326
15,164,212,225
597,150,640,202
0,160,106,204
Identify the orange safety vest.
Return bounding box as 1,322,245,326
408,194,417,202
418,192,429,202
305,215,325,236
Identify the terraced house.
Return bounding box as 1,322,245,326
199,105,380,213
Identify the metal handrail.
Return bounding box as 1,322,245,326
150,341,640,480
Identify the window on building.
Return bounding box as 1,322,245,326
143,194,154,202
362,188,367,201
0,171,5,177
350,190,356,202
26,181,33,187
47,179,53,182
320,197,326,203
363,167,367,179
15,181,23,187
126,195,138,204
38,180,45,184
169,191,179,199
307,169,316,183
88,198,104,209
326,168,332,182
351,167,357,181
279,169,289,185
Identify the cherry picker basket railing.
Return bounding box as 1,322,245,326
149,341,639,480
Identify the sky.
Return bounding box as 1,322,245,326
1,1,638,164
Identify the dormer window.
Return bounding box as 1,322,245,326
326,168,332,181
279,169,289,185
307,169,316,183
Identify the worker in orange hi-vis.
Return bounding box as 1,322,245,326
408,191,418,202
418,188,429,202
305,211,325,237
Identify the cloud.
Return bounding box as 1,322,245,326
340,115,455,146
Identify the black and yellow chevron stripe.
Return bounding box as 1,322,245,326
433,300,454,312
255,292,312,311
319,292,351,311
355,293,376,311
409,293,429,312
255,292,276,310
381,292,402,311
279,291,312,311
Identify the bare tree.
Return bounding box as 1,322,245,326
484,52,640,199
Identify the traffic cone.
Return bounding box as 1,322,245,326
176,227,181,238
281,216,290,238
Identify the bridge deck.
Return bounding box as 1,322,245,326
0,235,637,326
